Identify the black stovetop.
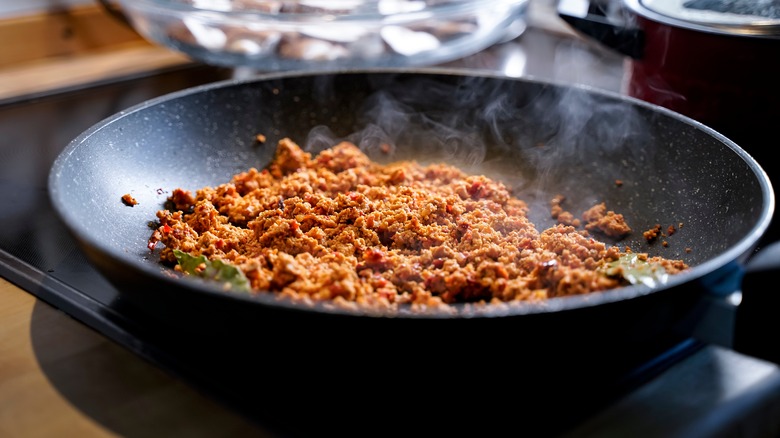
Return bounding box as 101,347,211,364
2,27,780,437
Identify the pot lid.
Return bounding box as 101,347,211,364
625,0,780,37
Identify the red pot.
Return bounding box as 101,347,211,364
559,0,780,152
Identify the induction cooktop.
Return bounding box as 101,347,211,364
2,33,780,437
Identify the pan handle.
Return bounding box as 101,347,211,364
678,241,780,365
557,0,644,59
733,241,780,364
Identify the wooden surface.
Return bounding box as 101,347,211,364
0,44,192,102
0,4,144,68
0,277,271,437
0,3,192,102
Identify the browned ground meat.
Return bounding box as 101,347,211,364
148,138,689,311
121,194,138,206
644,224,663,242
550,194,582,228
582,202,632,238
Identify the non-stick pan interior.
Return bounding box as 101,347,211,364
49,70,771,315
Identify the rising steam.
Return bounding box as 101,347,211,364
291,71,651,227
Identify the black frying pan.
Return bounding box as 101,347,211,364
47,69,780,434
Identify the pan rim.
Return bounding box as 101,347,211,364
47,67,776,319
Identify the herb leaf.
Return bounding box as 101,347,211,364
602,254,669,288
173,249,251,293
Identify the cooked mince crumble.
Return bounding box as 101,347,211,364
148,138,689,311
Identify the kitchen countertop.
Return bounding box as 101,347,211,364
0,277,268,437
2,6,780,437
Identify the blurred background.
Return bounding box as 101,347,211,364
0,0,576,101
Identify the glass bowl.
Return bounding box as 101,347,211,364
110,0,530,70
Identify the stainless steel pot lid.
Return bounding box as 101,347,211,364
625,0,780,37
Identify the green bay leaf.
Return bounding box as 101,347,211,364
173,249,251,293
